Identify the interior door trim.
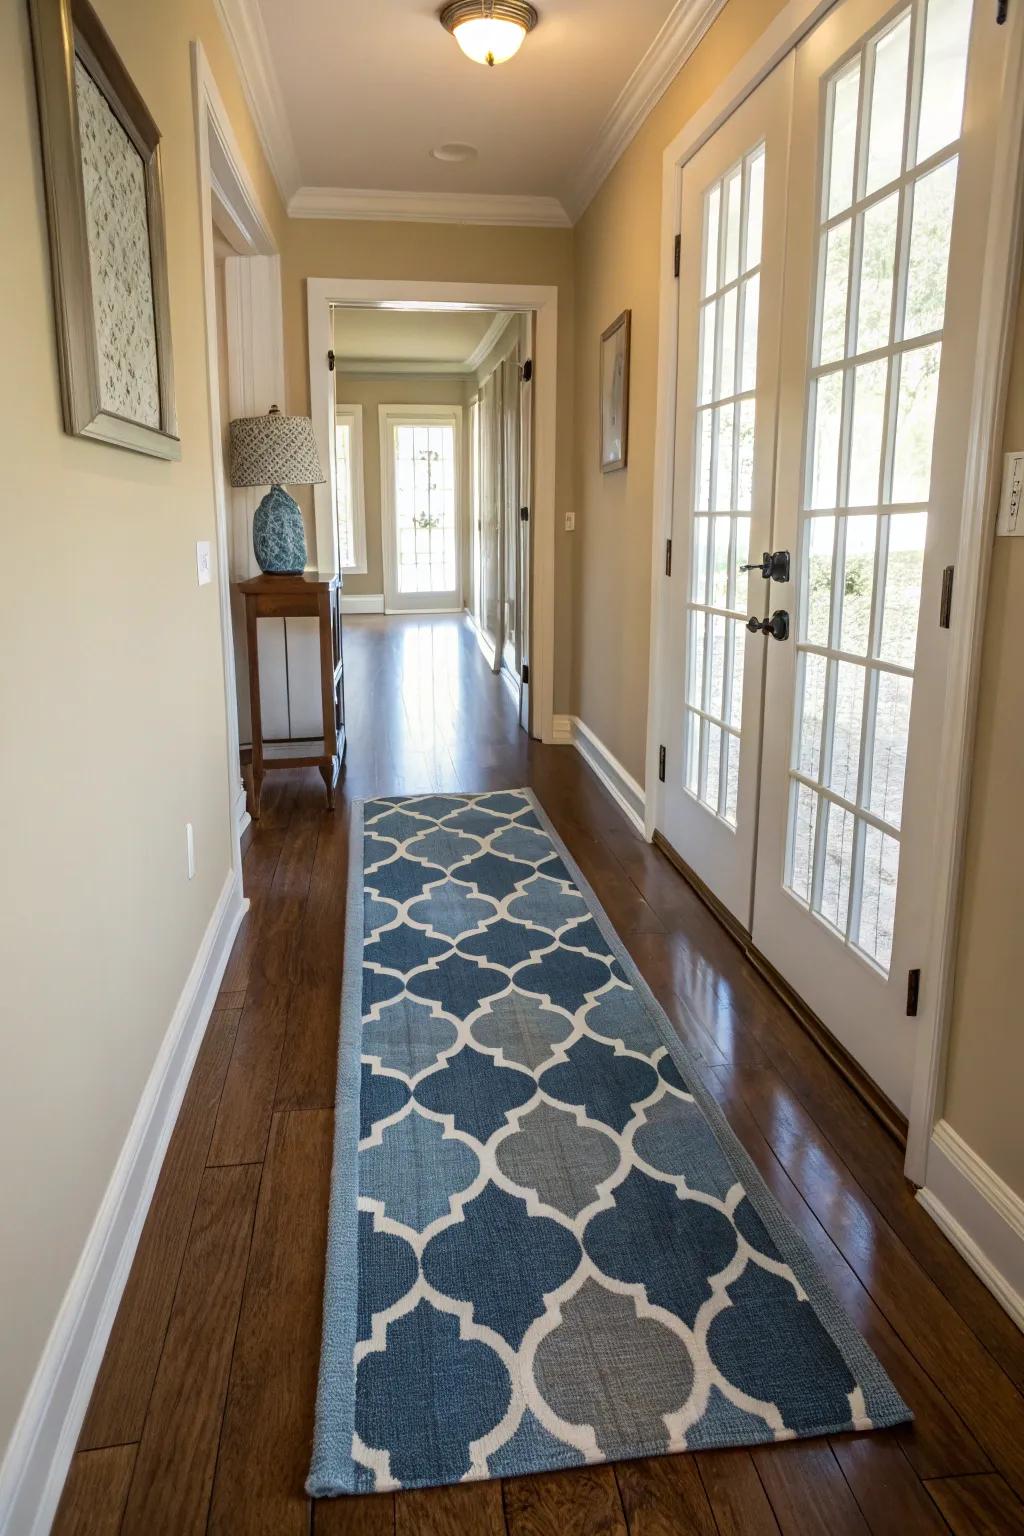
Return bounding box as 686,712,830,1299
652,828,908,1145
646,0,1024,1185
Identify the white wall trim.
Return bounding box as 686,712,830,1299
569,0,727,221
918,1121,1024,1333
341,592,385,614
554,715,646,836
212,0,301,203
288,186,571,227
465,311,516,373
0,869,247,1536
307,278,559,744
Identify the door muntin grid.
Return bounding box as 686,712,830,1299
683,142,765,828
784,0,970,973
392,421,458,595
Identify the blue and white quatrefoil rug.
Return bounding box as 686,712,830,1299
308,789,909,1495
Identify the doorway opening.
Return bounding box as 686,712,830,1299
307,279,558,744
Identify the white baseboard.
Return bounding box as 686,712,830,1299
0,868,248,1536
552,714,646,835
341,593,384,614
918,1119,1024,1333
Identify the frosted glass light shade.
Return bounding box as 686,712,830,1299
453,16,526,64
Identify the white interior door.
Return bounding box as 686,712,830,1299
753,0,1002,1113
518,314,534,732
380,405,464,613
660,57,795,924
656,0,1005,1114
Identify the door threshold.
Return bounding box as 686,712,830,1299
652,829,909,1149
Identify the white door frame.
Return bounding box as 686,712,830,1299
643,0,1024,1181
378,402,465,613
307,278,559,744
191,40,278,881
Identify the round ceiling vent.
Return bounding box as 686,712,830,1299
430,143,479,163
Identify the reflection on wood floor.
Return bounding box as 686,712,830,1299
55,615,1024,1536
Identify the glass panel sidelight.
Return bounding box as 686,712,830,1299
334,420,355,571
393,422,458,595
683,142,766,827
784,0,969,972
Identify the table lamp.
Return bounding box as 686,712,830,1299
228,405,325,574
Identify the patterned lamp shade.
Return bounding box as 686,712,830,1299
228,405,325,488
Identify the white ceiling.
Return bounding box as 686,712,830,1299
333,306,503,369
219,0,724,222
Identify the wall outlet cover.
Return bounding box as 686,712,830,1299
196,540,213,584
185,822,196,880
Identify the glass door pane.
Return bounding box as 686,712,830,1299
392,422,458,596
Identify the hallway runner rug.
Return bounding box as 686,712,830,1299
308,789,910,1496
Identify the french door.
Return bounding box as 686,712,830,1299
659,0,1004,1112
380,405,463,613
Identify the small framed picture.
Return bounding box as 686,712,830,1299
599,309,631,473
28,0,179,459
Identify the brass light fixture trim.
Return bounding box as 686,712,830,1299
440,0,539,67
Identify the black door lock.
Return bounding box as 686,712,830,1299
741,550,791,583
746,610,790,641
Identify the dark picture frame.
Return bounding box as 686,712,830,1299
27,0,179,459
599,309,631,473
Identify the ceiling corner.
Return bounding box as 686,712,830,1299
213,0,303,205
565,0,728,222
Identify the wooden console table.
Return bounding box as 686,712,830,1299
239,571,346,816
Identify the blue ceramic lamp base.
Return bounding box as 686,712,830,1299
253,485,307,574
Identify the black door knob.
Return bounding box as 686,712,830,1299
740,550,791,583
746,610,790,641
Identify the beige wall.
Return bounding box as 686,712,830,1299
570,0,790,786
943,283,1024,1194
0,0,284,1458
281,220,576,708
336,375,471,596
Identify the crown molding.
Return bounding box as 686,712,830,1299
336,360,476,377
213,0,302,203
288,186,571,228
465,310,516,371
567,0,728,222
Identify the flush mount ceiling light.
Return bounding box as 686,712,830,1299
430,142,479,162
440,1,538,67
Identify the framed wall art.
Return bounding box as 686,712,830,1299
28,0,179,459
599,309,630,473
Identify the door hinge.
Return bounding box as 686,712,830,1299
997,0,1008,22
658,745,667,782
521,358,533,383
520,505,530,522
521,663,530,685
673,234,681,278
939,565,955,628
665,538,673,576
327,349,336,372
906,968,921,1017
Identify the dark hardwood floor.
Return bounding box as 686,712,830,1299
54,614,1024,1536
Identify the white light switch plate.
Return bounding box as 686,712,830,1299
196,540,213,584
564,511,575,532
996,451,1024,537
185,822,196,880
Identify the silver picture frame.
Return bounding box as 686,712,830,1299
27,0,180,459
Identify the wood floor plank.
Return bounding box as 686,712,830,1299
731,1065,1024,1500
79,1007,239,1449
276,976,343,1111
697,1065,989,1483
394,1482,505,1536
208,1109,332,1536
51,1445,137,1536
614,1454,716,1535
504,1465,625,1535
313,1492,396,1534
752,1442,870,1535
695,1449,780,1536
925,1472,1024,1534
121,1164,260,1535
207,989,291,1165
830,1434,947,1535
